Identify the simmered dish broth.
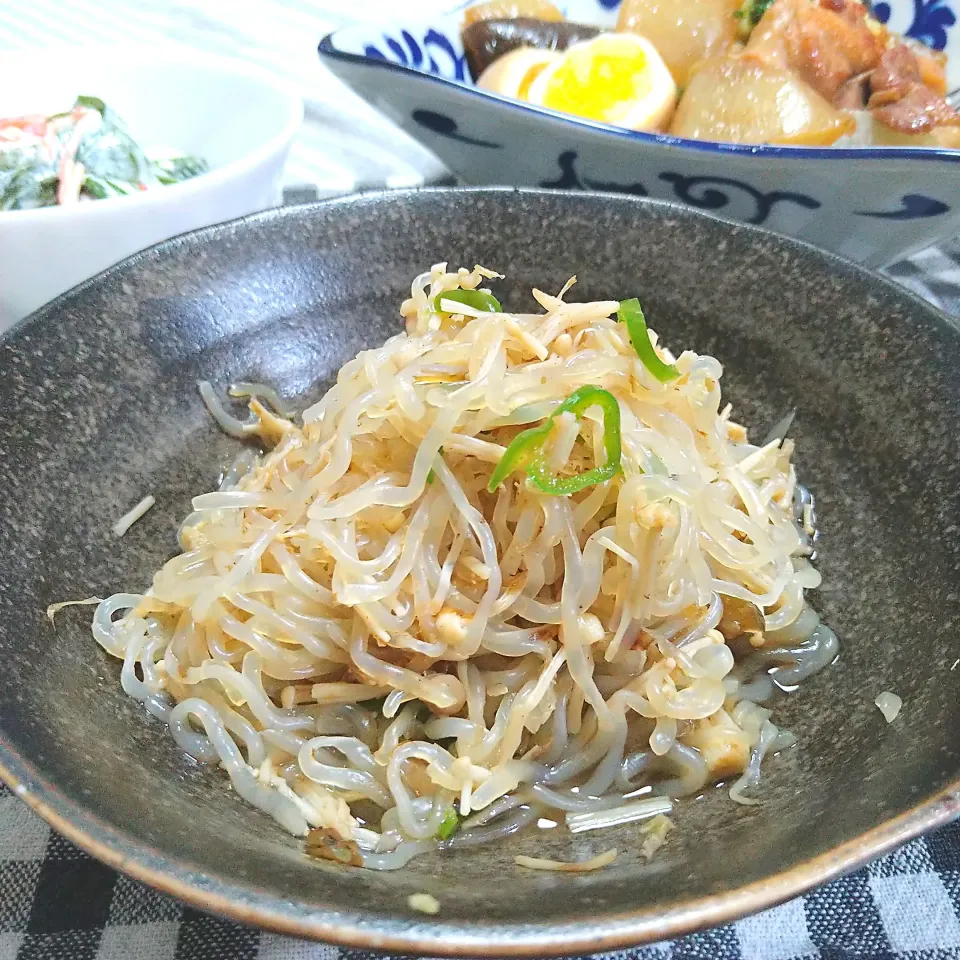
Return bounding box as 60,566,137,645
462,0,960,148
82,266,836,871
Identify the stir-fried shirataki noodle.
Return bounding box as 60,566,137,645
81,265,837,871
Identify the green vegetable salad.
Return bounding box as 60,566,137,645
0,95,208,211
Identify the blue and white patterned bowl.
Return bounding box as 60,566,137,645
319,0,960,267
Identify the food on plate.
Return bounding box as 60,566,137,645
515,848,617,871
407,892,441,914
743,0,884,103
640,812,674,859
864,45,960,146
617,0,742,88
476,47,564,101
463,17,600,81
113,495,156,538
0,96,208,211
525,34,678,132
81,265,836,870
460,0,960,146
669,56,856,144
463,0,564,27
874,691,902,722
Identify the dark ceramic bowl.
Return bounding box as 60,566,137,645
0,189,958,956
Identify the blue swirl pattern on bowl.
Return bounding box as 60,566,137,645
363,28,467,81
873,0,956,49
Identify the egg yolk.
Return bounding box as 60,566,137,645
540,41,653,123
517,61,550,100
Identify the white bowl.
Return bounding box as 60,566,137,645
0,47,303,329
320,0,960,268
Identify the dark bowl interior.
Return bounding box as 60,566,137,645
0,188,958,956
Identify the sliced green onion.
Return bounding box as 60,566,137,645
486,421,553,492
618,298,679,383
487,385,622,496
433,289,502,314
436,806,461,840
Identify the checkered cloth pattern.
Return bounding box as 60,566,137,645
0,220,957,959
884,239,960,318
0,778,958,959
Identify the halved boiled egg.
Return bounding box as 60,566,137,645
476,47,561,100
526,33,678,132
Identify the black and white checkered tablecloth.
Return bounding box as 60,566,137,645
885,238,960,318
0,777,958,960
0,229,957,960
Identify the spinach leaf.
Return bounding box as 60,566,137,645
81,174,139,200
153,154,209,184
0,145,59,210
74,95,106,115
1,161,58,210
74,101,150,185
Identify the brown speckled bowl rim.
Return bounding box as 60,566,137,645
1,187,958,956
